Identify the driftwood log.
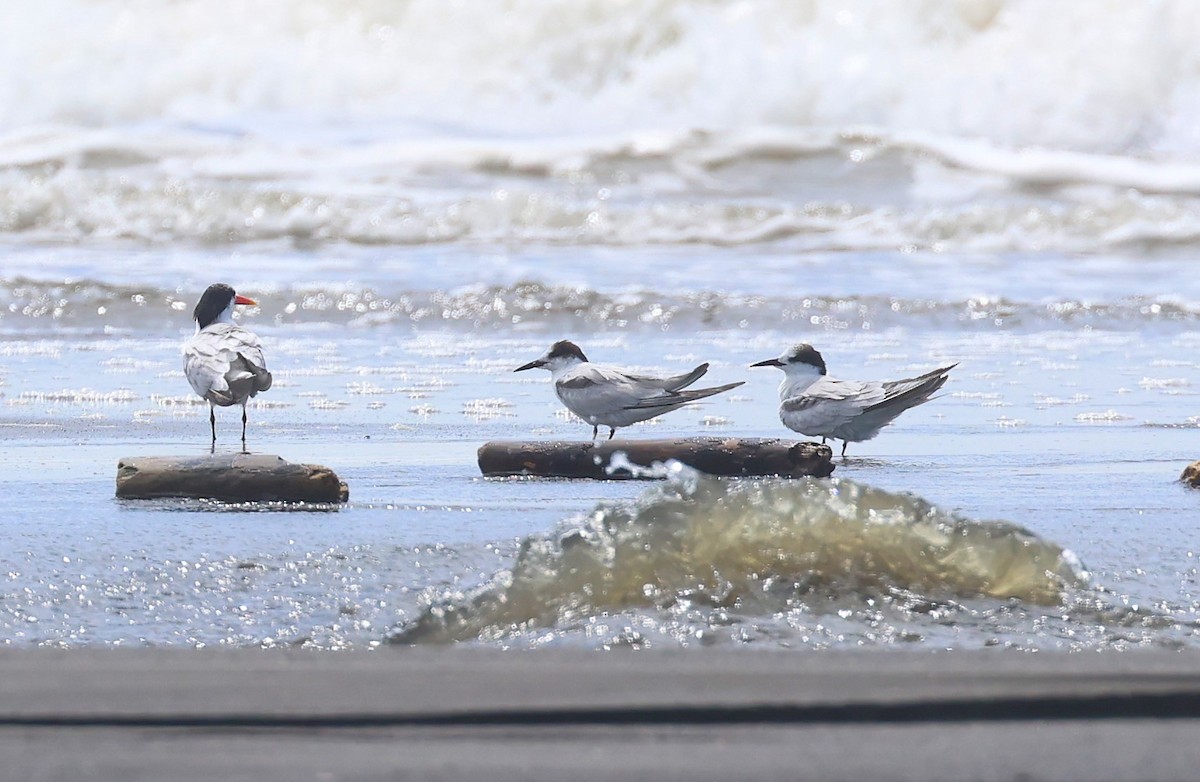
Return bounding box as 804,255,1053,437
478,438,834,480
116,454,349,503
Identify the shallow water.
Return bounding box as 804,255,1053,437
0,253,1197,650
3,0,1200,650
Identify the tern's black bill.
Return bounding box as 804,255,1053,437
750,358,784,368
514,359,545,372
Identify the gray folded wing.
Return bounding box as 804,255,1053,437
222,352,273,403
622,380,743,410
555,364,739,424
183,324,272,406
876,364,956,406
780,380,884,435
837,365,955,439
623,362,709,391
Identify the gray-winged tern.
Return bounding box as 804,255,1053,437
752,343,954,456
515,340,743,439
182,283,273,450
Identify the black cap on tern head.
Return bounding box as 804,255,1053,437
193,283,258,329
547,340,588,363
751,342,827,374
514,339,589,372
193,283,237,329
785,343,827,374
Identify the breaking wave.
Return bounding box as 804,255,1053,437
5,2,1200,252
391,468,1084,644
6,1,1200,157
4,129,1200,252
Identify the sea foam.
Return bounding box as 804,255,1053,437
4,0,1200,156
5,1,1200,251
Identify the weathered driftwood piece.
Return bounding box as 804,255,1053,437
478,437,834,480
116,454,349,503
1181,461,1200,488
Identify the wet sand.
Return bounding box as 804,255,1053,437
2,648,1199,781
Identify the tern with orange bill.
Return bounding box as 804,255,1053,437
182,283,273,450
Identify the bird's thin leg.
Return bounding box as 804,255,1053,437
241,406,249,453
209,404,217,453
821,436,827,444
592,425,599,440
607,427,615,440
841,440,848,458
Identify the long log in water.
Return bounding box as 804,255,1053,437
477,437,835,480
116,454,349,503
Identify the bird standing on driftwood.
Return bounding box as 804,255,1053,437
183,283,273,451
751,343,954,457
515,340,743,440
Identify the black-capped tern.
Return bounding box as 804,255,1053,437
515,340,743,439
182,283,273,450
751,343,954,456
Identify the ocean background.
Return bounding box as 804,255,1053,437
0,0,1198,650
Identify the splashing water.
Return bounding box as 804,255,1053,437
392,468,1083,644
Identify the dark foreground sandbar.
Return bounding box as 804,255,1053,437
1,649,1199,781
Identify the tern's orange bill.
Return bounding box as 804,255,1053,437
234,295,257,306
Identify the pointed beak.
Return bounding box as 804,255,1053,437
750,358,784,368
234,295,258,306
514,359,545,372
